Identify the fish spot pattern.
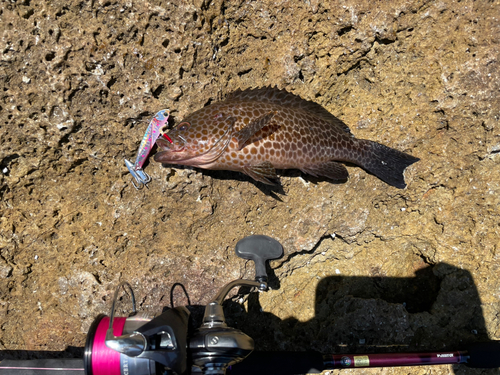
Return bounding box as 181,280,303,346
155,87,419,188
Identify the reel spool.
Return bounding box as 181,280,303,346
84,314,157,375
83,281,189,375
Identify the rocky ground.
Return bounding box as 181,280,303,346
1,0,499,374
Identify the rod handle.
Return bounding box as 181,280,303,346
466,341,500,368
228,351,323,375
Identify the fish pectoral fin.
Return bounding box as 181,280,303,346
234,111,275,150
301,161,349,181
243,161,279,185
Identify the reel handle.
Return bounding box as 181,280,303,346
235,235,283,283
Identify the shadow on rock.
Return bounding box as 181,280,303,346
225,262,499,374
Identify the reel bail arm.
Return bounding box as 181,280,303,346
190,235,284,375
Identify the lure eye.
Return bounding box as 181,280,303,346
178,122,190,131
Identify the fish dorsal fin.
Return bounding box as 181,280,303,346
226,87,352,135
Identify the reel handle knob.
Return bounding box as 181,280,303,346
235,235,283,283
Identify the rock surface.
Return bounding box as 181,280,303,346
0,0,499,373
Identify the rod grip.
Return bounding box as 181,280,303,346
0,359,84,374
228,351,324,375
466,341,500,368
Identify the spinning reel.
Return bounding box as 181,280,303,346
84,235,283,375
1,235,499,375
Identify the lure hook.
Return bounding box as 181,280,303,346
124,159,151,190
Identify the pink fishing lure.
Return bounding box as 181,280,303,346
125,109,171,189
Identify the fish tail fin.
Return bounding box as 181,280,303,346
357,140,419,189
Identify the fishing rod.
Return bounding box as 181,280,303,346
1,235,499,374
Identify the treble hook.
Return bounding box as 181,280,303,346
124,159,151,190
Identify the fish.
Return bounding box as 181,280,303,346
154,87,419,188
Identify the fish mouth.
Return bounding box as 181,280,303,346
154,125,233,166
156,136,182,152
154,136,187,162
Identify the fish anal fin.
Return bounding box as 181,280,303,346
235,111,275,150
243,161,279,185
301,161,349,181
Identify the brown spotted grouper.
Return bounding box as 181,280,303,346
154,87,419,188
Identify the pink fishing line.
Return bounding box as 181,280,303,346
92,317,127,375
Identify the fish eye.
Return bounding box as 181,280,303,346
177,122,190,131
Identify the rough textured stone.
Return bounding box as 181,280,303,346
0,0,499,374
